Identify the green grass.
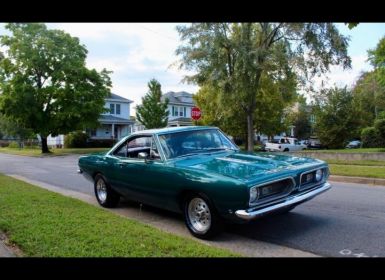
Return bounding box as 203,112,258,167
329,164,385,179
326,159,385,166
302,148,385,153
0,147,109,157
0,174,238,257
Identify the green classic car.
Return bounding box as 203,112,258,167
78,126,331,239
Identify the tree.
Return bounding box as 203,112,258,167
0,23,112,153
286,95,312,139
368,36,385,87
352,71,385,126
136,79,169,129
176,23,351,151
0,113,35,144
314,87,362,149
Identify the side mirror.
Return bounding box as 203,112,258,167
138,152,148,160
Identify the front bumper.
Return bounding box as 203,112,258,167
235,182,331,220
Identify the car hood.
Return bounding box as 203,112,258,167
173,151,324,182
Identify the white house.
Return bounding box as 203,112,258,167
88,93,135,140
161,91,195,127
47,93,134,147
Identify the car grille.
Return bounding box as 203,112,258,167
259,179,293,199
299,168,328,191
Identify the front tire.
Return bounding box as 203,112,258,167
183,193,223,239
94,174,120,208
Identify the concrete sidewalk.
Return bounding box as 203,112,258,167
0,235,16,257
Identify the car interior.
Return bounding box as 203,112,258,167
113,136,160,159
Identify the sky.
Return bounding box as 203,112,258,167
1,22,384,115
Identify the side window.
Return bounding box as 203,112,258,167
113,136,151,158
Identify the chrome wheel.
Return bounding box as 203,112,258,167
187,198,211,234
96,178,107,203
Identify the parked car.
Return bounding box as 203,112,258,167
346,140,361,149
307,137,327,149
78,126,331,239
265,137,307,152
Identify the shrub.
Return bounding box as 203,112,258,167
374,119,385,139
86,139,116,148
361,127,385,148
8,141,20,148
64,131,89,148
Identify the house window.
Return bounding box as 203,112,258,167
174,106,179,117
183,107,186,117
110,104,115,114
116,104,121,115
179,107,184,117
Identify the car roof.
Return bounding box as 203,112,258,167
130,126,218,136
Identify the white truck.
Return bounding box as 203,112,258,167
264,137,307,152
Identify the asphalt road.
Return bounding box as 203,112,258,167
1,153,384,257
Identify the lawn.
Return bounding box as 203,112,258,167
0,147,109,157
302,148,385,153
329,164,385,179
0,174,237,257
326,159,385,166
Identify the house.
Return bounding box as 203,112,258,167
161,91,195,127
87,93,135,140
47,93,134,147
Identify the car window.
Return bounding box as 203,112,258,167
158,129,237,159
113,136,152,158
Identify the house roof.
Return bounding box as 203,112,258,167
99,115,135,124
107,93,133,103
161,91,194,105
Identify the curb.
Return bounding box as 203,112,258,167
0,233,16,257
329,175,385,186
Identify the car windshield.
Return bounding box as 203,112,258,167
158,129,238,159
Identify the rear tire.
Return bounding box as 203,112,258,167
183,193,223,239
94,174,120,208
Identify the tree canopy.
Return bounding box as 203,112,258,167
136,79,169,129
0,23,112,153
176,23,351,151
314,87,362,149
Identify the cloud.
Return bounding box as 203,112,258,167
50,22,198,110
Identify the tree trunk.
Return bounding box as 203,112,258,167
247,112,254,152
41,135,50,153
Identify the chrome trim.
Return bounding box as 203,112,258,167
236,182,331,220
249,176,296,207
299,167,328,191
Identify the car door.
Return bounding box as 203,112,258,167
108,135,151,201
110,135,177,210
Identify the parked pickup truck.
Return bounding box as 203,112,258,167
265,137,307,152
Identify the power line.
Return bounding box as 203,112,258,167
137,24,177,42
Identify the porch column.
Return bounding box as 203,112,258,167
111,123,115,139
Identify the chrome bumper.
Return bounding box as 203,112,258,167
235,182,331,220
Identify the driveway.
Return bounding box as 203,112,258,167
1,153,384,257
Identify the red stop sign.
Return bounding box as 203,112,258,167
191,107,201,120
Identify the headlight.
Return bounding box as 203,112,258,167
249,187,259,205
315,169,323,181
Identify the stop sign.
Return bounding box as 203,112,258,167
191,107,201,120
